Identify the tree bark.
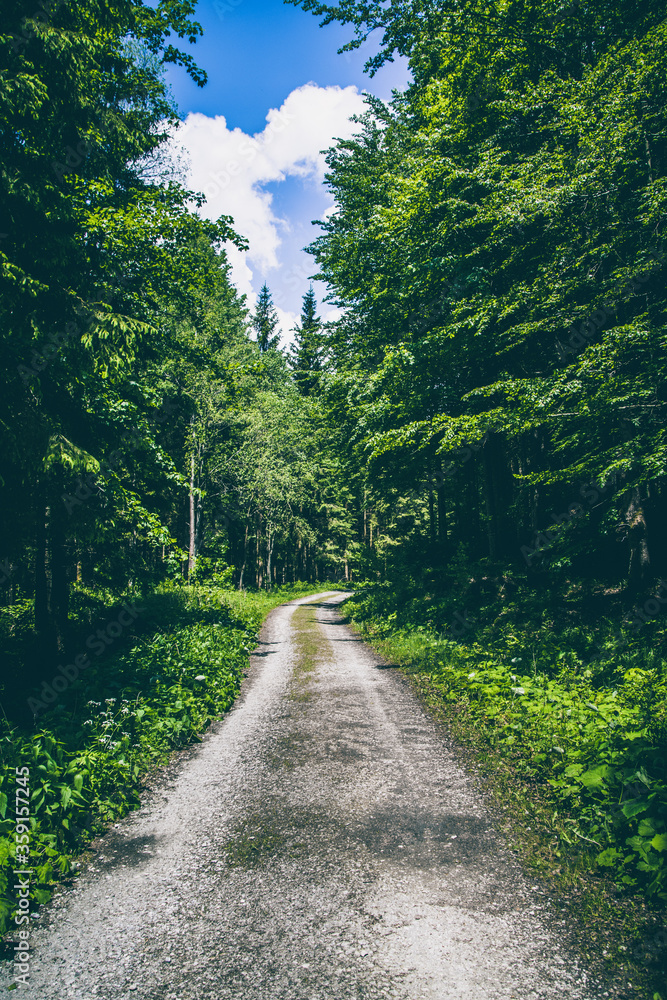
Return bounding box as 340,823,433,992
256,511,263,589
49,498,69,653
437,457,446,546
188,423,196,579
266,522,273,590
34,492,49,636
626,486,651,592
238,522,249,590
482,434,515,561
428,469,436,548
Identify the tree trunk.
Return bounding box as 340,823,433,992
238,522,249,590
428,473,436,548
437,456,447,546
188,434,196,579
626,486,651,592
34,493,49,636
49,499,69,653
266,523,273,590
482,434,515,561
256,511,263,589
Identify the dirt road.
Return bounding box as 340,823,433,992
1,592,597,999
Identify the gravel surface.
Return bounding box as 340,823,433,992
1,591,600,999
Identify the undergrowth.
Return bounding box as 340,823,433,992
345,579,667,997
0,580,336,935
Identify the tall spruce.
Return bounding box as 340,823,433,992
252,284,281,352
289,286,323,395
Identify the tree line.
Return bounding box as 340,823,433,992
289,0,667,610
3,0,667,702
0,2,354,702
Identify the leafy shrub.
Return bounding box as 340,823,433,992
0,582,305,934
348,588,667,905
0,580,338,933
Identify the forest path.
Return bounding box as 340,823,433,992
2,592,597,999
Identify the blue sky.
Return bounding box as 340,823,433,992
167,0,404,133
166,0,410,341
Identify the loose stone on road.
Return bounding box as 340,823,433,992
2,592,597,999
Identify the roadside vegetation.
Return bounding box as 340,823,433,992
2,0,667,991
345,580,666,997
0,580,336,935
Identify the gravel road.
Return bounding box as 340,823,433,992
1,591,599,999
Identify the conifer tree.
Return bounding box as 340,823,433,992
252,284,281,352
290,286,323,395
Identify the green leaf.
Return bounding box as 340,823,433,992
597,847,622,867
621,800,648,819
651,833,667,852
579,765,613,788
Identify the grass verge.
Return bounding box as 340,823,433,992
343,586,666,1000
0,581,339,936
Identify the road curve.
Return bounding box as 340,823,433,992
1,591,597,999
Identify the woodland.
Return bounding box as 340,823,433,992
0,0,666,987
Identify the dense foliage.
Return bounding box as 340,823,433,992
286,0,667,922
349,582,667,902
0,2,353,718
292,0,667,596
2,0,667,957
0,581,332,935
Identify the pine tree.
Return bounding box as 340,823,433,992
252,284,281,352
290,286,323,395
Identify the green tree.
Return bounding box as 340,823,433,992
252,284,282,353
289,286,324,395
300,0,667,590
0,0,245,659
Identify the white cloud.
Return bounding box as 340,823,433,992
171,83,367,314
275,307,300,350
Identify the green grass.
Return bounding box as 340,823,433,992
0,580,339,936
344,582,667,998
